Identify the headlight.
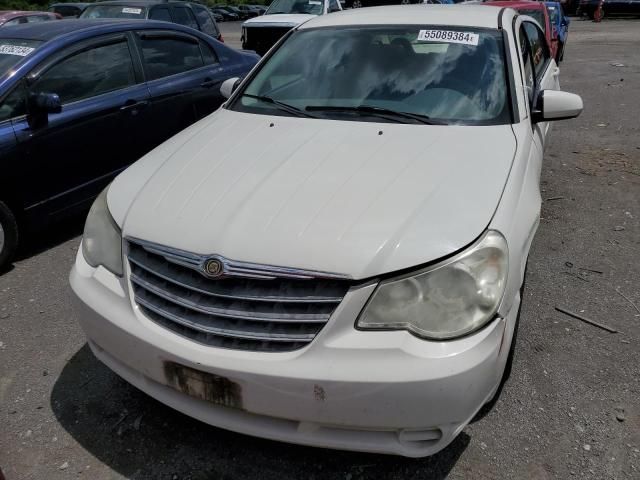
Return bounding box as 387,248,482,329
81,187,123,276
357,231,508,340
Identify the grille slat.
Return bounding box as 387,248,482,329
127,240,351,352
128,247,346,303
130,272,331,323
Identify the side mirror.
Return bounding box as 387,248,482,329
28,92,62,115
220,77,241,99
533,90,583,123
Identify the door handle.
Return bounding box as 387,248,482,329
200,78,217,89
120,100,149,114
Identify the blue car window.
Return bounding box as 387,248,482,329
0,81,27,122
139,35,204,81
30,40,136,104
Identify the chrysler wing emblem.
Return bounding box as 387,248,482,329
203,258,224,278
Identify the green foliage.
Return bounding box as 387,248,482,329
0,0,49,11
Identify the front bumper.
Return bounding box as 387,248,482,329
69,250,518,457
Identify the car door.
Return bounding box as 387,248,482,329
0,84,23,206
11,33,151,217
518,20,558,149
134,30,226,147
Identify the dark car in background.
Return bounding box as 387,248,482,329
48,3,90,18
211,6,240,20
0,11,60,27
577,0,640,18
215,5,249,20
0,19,259,269
236,5,261,17
249,4,267,14
80,1,224,42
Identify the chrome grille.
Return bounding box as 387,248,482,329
127,239,352,352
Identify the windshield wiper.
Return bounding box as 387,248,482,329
305,105,443,125
242,93,317,118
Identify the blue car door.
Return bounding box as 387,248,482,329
0,86,21,205
134,29,227,147
11,33,152,217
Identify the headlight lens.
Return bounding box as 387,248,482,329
81,187,123,276
357,231,508,340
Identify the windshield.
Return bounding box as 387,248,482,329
230,26,510,125
266,0,324,16
0,39,42,74
80,5,148,19
547,5,559,24
520,9,546,32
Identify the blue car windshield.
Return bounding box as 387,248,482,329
80,4,148,19
0,39,42,75
547,5,560,24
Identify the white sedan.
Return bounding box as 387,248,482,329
71,5,582,457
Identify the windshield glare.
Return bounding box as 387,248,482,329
0,39,42,75
230,26,510,125
266,0,324,16
80,5,147,19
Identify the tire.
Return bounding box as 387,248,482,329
351,0,362,7
0,201,19,272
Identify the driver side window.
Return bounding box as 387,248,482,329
519,25,535,107
30,40,135,105
523,22,550,79
0,83,27,122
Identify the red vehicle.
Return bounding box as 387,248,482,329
0,10,61,26
481,1,558,60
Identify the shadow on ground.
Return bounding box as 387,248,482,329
52,345,470,480
12,212,85,264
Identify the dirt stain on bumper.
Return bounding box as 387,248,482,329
163,362,242,410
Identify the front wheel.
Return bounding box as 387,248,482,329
0,201,19,272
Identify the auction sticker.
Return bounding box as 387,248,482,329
0,45,35,56
122,7,142,14
417,30,479,46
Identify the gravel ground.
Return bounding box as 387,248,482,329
1,18,639,480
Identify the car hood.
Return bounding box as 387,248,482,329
243,14,316,28
110,110,516,279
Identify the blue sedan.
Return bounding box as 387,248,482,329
545,1,570,62
0,19,259,270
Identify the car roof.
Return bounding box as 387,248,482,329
0,10,52,21
0,18,173,41
299,5,505,29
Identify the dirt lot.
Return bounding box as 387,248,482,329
1,18,639,480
